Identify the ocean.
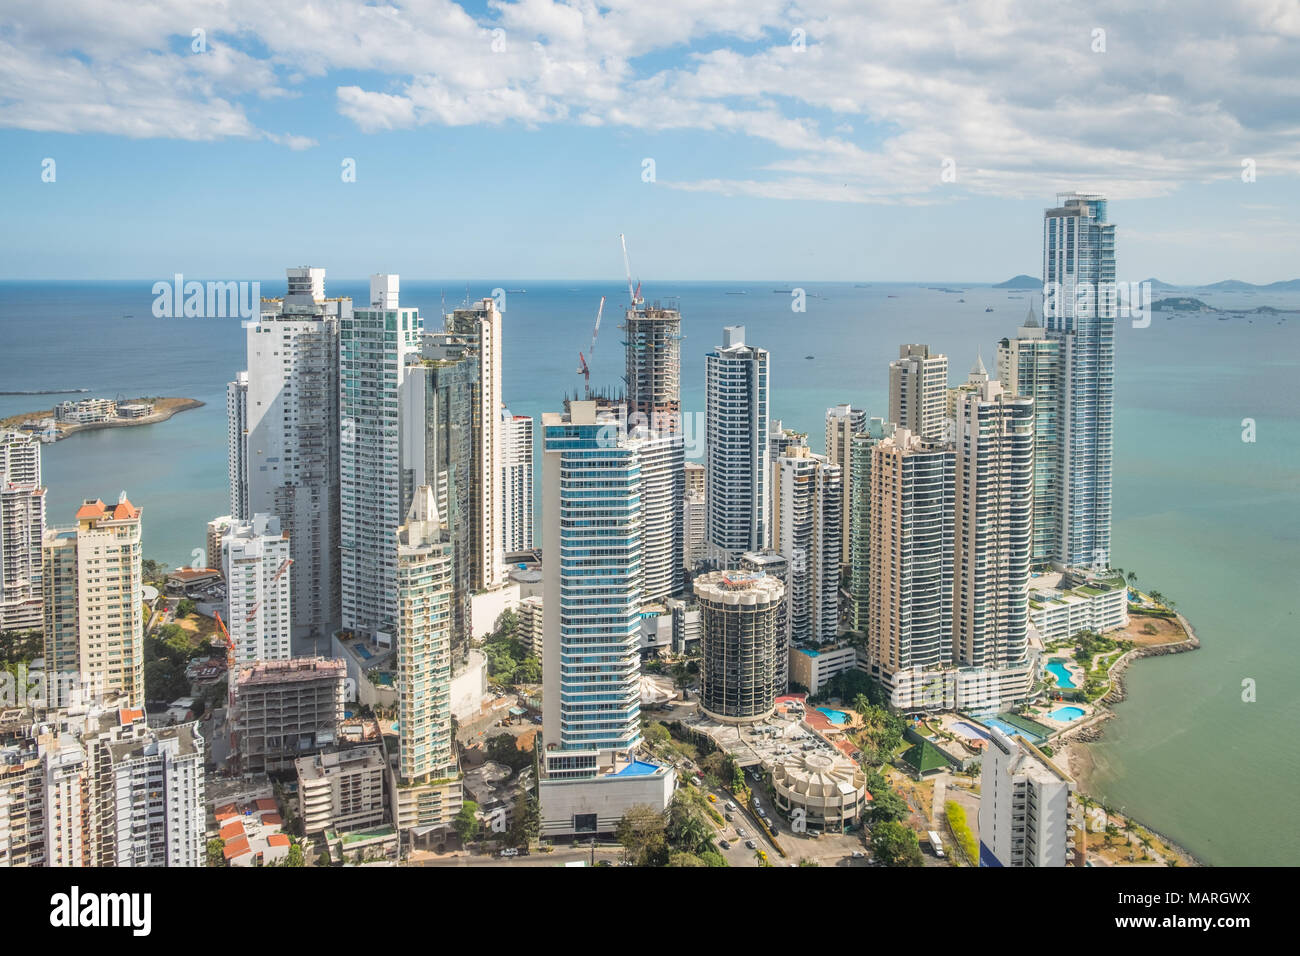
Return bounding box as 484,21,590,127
1,277,1296,866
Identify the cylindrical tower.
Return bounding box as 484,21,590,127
694,570,785,724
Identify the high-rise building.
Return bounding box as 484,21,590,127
739,550,790,692
846,418,894,633
1043,192,1116,569
539,401,674,837
682,461,707,571
226,371,249,522
979,728,1075,867
768,419,808,463
222,513,292,665
502,410,534,553
391,487,462,840
635,430,684,602
42,495,144,709
771,447,842,649
953,381,1034,676
705,326,770,565
623,301,681,433
241,267,348,641
998,305,1062,565
824,404,865,564
888,344,948,441
340,274,422,639
866,430,954,692
0,431,45,634
695,570,784,724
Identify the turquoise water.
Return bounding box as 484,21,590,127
951,721,992,740
3,279,1297,865
1048,706,1085,722
816,707,849,725
1046,659,1077,689
616,760,660,776
980,716,1044,742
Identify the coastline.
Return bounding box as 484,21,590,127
0,396,204,440
1057,611,1204,866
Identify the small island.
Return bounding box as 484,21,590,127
0,396,204,442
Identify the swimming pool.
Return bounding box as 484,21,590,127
1046,658,1076,689
951,721,992,740
354,644,373,660
1047,706,1085,723
816,707,849,725
616,760,661,776
979,716,1044,742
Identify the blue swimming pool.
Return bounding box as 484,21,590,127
951,721,992,740
1046,658,1076,689
1047,706,1085,723
354,644,373,660
816,707,849,725
979,716,1044,742
616,760,660,776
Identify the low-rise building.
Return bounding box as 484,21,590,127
518,595,544,658
979,727,1076,867
771,750,870,830
54,398,117,424
788,643,860,694
296,745,387,836
1029,571,1128,641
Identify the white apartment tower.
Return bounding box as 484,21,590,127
502,410,534,553
226,371,249,522
222,513,292,665
340,274,423,639
682,461,707,572
825,403,865,564
771,447,842,648
1,431,46,633
42,495,144,709
705,326,770,566
953,381,1034,674
888,344,949,442
979,728,1075,867
240,267,347,640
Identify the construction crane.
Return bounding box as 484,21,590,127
619,233,643,306
576,295,605,393
213,610,239,754
242,557,293,624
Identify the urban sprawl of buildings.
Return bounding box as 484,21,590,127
0,194,1122,867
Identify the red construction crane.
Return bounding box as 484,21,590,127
242,556,293,624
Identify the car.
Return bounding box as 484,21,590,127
725,801,736,811
707,794,717,803
500,848,518,858
851,850,865,859
724,812,733,821
719,840,731,850
736,827,747,837
745,840,757,850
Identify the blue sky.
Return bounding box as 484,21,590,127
2,0,1298,282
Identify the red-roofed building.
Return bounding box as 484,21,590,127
119,707,145,726
260,812,282,827
219,819,246,841
222,836,251,862
255,798,277,812
214,802,239,822
266,833,291,847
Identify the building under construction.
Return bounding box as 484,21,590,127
623,302,682,433
230,657,346,775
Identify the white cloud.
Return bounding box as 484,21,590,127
2,0,1299,195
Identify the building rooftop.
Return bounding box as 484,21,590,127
236,657,347,686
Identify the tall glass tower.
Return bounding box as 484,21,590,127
1043,193,1115,569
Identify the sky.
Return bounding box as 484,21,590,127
1,0,1298,283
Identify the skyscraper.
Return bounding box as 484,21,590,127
998,305,1062,565
953,381,1034,675
539,401,674,836
241,267,347,641
825,403,865,564
979,728,1075,867
225,371,248,522
502,410,534,554
1043,192,1115,569
637,430,684,602
695,570,785,724
222,513,292,666
888,344,948,441
705,326,770,566
771,446,842,648
846,418,894,633
867,430,954,691
623,301,681,433
391,486,462,839
42,494,144,708
0,431,45,634
340,274,422,639
682,461,707,571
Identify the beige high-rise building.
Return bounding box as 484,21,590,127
888,344,948,441
42,494,144,708
824,404,865,564
771,447,842,649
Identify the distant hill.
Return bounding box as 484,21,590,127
993,274,1040,289
1143,277,1182,291
1195,278,1300,292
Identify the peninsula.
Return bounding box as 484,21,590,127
0,396,204,441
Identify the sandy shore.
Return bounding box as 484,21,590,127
1,396,203,440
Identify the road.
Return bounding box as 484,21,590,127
411,845,624,867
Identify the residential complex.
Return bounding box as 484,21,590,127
888,344,948,442
979,727,1076,867
42,495,144,709
705,326,770,565
226,371,248,522
824,403,865,564
771,446,842,649
502,410,534,554
231,657,346,775
846,418,894,634
0,431,45,634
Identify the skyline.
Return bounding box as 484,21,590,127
3,1,1299,282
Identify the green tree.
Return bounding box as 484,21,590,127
615,804,668,867
870,789,909,824
207,837,226,867
515,656,542,684
176,598,196,618
286,841,304,867
871,820,924,867
454,801,481,842
508,792,540,847
668,851,706,867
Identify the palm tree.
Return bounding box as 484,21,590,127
1125,571,1138,586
